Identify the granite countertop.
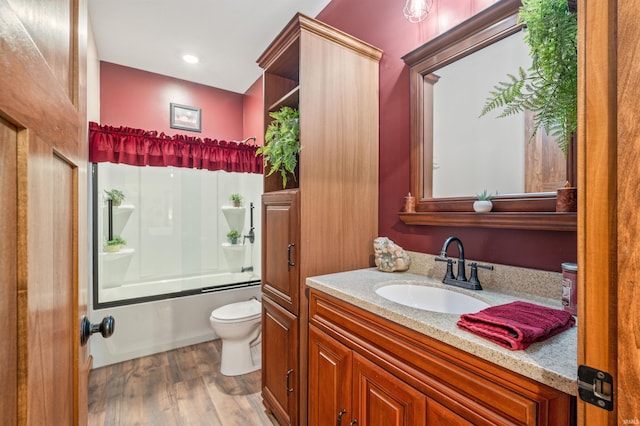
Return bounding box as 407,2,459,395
306,268,577,396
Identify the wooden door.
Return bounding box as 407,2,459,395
0,0,89,424
523,110,568,192
262,295,299,426
579,0,640,422
352,353,427,426
308,325,353,426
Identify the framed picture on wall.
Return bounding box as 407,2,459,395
170,103,201,132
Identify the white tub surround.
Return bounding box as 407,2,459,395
94,164,262,306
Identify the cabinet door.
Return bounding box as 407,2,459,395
262,295,299,426
262,190,300,314
352,353,427,426
308,325,353,426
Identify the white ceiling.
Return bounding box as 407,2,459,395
88,0,332,94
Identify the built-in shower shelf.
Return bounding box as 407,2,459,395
222,243,245,272
221,206,245,234
103,204,135,236
104,204,135,216
100,248,135,258
221,243,245,250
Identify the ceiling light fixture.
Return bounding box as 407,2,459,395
403,0,433,23
182,54,199,64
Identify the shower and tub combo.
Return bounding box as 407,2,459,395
91,162,263,370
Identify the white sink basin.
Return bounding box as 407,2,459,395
375,283,490,314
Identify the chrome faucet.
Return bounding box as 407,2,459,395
435,236,492,290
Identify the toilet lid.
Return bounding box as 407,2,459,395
211,298,261,321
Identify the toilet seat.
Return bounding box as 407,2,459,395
210,298,261,323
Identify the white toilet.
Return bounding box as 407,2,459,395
209,298,262,376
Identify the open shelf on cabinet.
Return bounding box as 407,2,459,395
268,86,300,112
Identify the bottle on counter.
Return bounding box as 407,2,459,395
561,262,578,316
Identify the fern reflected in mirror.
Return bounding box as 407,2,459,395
480,0,578,154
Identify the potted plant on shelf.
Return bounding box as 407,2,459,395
256,106,300,188
104,235,126,253
474,190,494,213
480,0,577,154
227,229,241,245
104,189,125,206
230,193,243,208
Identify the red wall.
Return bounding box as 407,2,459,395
100,62,244,141
316,0,577,271
99,0,577,272
242,78,264,146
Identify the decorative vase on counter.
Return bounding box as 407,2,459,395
473,200,493,213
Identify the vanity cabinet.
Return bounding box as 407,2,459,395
258,13,382,425
309,325,427,426
308,289,575,426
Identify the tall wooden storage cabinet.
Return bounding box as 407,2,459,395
257,14,382,426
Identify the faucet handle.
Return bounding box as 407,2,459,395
468,262,494,271
435,256,456,281
468,262,494,287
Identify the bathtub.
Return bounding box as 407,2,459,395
89,274,261,368
97,271,259,305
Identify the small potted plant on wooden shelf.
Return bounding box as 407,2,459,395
104,189,125,207
104,235,126,253
256,106,300,188
227,229,241,245
474,190,494,213
230,193,243,207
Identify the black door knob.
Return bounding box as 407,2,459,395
80,315,115,346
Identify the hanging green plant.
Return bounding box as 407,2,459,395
256,106,300,188
480,0,577,154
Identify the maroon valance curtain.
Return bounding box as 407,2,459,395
89,122,263,174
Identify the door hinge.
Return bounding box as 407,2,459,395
577,364,614,411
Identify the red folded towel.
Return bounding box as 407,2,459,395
457,301,575,350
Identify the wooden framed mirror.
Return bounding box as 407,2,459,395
399,0,576,231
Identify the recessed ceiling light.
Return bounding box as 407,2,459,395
182,54,199,64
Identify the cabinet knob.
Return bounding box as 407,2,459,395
349,421,358,426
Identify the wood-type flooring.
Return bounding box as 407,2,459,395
88,340,275,425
